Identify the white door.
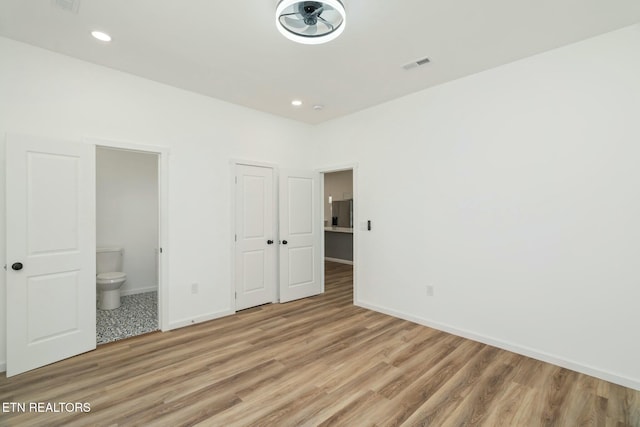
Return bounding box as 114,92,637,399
6,134,96,376
279,169,322,302
235,165,276,310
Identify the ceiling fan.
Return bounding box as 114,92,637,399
275,0,346,45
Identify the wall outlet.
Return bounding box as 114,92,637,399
426,285,434,297
191,283,199,294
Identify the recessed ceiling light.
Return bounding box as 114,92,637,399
91,31,112,42
291,100,303,106
313,104,324,111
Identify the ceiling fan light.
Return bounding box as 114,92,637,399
275,0,346,45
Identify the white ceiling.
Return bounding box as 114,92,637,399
2,1,640,124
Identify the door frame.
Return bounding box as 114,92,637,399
230,159,279,311
86,137,170,331
318,163,359,304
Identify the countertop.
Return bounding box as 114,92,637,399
324,227,353,234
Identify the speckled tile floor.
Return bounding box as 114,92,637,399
96,291,158,345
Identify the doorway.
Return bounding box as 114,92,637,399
5,134,168,376
321,167,356,304
95,147,160,344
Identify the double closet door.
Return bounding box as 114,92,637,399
234,164,322,311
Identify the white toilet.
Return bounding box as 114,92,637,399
96,247,127,310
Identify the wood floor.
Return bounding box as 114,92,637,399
1,262,638,426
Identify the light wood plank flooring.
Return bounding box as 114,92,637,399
1,262,638,426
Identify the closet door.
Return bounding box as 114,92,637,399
279,169,322,302
234,165,276,310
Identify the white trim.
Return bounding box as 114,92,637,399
355,299,640,392
0,362,5,373
230,158,278,169
317,163,359,174
86,137,170,155
324,257,353,265
167,309,235,331
86,136,170,332
230,163,237,312
157,149,170,331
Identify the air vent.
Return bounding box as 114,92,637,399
402,57,431,71
51,0,81,13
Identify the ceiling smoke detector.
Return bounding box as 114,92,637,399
51,0,81,14
276,0,346,45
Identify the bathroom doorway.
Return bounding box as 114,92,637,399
322,167,356,304
95,146,160,344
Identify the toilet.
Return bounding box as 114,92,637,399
96,247,127,310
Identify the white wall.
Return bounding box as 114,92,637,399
3,24,640,391
324,170,353,223
0,37,314,368
96,147,158,295
314,25,640,390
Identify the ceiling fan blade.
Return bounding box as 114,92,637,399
280,11,302,18
318,16,334,31
310,6,324,17
305,25,318,36
283,16,307,29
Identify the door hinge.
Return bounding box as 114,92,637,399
159,247,163,254
235,176,238,184
235,292,237,299
235,234,237,242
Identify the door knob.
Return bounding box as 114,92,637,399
11,262,23,271
267,240,274,245
282,240,288,245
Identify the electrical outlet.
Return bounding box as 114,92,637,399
426,285,434,297
191,283,199,294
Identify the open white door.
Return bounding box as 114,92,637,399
235,165,276,310
6,134,96,376
279,169,322,302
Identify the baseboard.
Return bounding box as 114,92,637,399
324,257,353,265
355,299,640,392
120,286,158,297
167,309,235,331
0,309,233,374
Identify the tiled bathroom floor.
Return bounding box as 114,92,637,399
97,291,158,345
